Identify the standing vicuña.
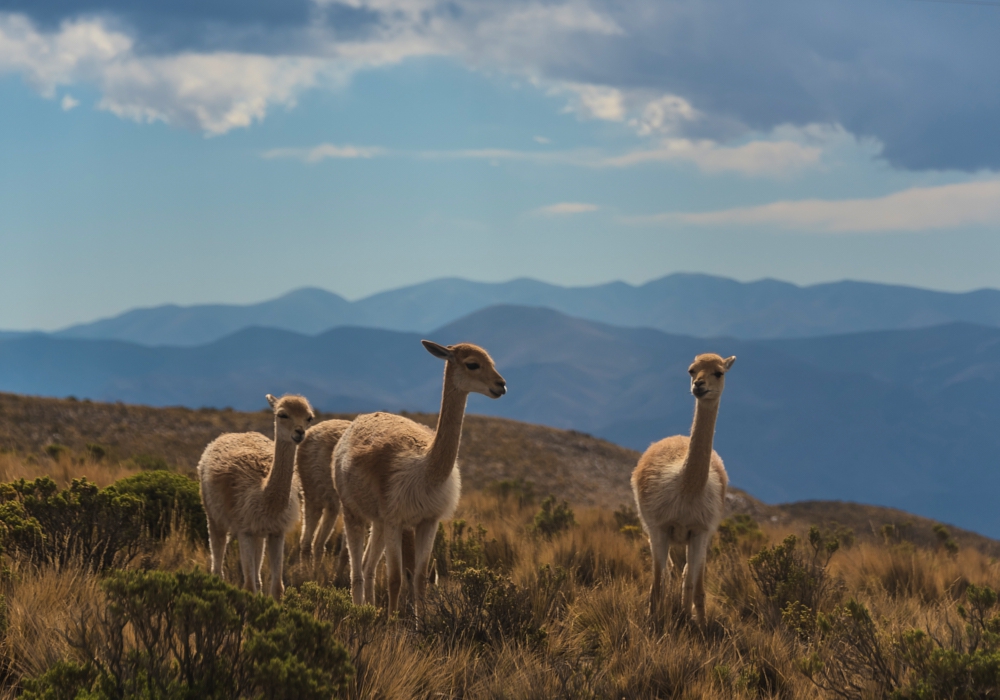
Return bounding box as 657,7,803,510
296,418,352,565
632,353,735,624
334,340,506,614
198,394,314,598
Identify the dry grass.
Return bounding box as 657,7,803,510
3,451,997,699
2,394,1000,698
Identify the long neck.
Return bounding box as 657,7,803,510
426,363,469,488
261,431,297,517
680,398,720,496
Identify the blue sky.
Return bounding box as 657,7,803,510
1,0,999,330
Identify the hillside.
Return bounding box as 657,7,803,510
50,273,1000,346
3,306,999,537
1,391,996,557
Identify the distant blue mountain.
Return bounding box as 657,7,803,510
2,305,998,537
50,274,1000,346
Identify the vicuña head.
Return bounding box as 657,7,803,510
266,393,314,444
421,340,507,398
687,353,736,401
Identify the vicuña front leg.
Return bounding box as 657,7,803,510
683,531,710,625
384,523,405,615
411,519,438,617
647,528,670,617
266,532,286,599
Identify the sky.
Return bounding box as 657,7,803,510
1,0,999,330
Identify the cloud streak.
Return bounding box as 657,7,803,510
635,181,1000,233
262,143,387,162
534,202,599,215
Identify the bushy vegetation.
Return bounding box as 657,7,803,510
113,470,207,544
21,569,353,700
0,454,999,699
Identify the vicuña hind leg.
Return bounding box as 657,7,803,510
683,531,710,625
362,520,385,607
343,510,367,605
312,504,340,560
238,533,259,594
207,516,229,578
300,498,324,562
384,523,404,615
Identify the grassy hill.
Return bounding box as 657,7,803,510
2,392,1000,697
1,391,995,556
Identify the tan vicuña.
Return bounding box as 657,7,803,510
197,393,314,599
632,353,735,625
334,340,506,614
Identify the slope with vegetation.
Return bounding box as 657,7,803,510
0,446,998,698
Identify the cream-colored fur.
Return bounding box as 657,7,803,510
296,418,351,568
631,353,735,624
198,394,315,599
334,340,506,614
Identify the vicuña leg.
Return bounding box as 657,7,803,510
411,519,438,617
683,531,710,625
238,533,259,594
647,527,670,616
266,532,286,599
343,510,367,605
362,520,385,606
384,523,404,614
312,505,340,560
300,498,323,562
207,516,229,578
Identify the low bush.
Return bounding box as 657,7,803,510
0,477,144,572
748,527,842,635
113,470,207,544
530,496,575,538
21,569,353,700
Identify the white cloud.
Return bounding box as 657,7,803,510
637,180,1000,233
60,94,79,110
534,135,551,144
604,138,823,176
534,201,599,215
262,143,386,162
551,82,626,121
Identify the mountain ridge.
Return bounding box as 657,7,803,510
43,273,1000,347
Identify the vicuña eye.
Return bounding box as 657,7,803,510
306,416,313,422
465,362,480,370
713,372,723,378
278,413,289,419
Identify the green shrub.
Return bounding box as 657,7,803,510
0,477,144,572
613,503,641,533
716,514,766,553
748,528,841,634
113,471,207,544
530,496,575,538
419,567,545,649
21,569,353,700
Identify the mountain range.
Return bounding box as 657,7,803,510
47,274,1000,346
2,304,998,538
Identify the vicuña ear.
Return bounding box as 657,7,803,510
266,394,278,408
723,356,736,370
421,340,454,361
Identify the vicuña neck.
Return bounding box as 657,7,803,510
262,435,297,517
426,363,469,488
681,398,720,496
